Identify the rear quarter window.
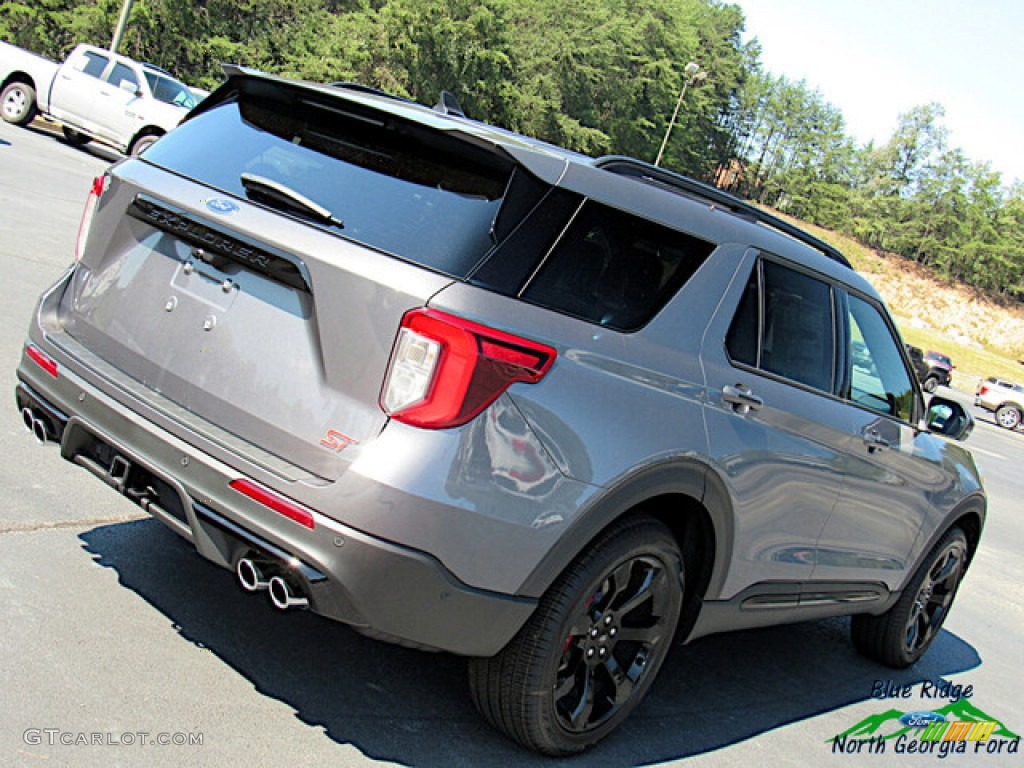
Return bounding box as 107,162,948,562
519,201,714,331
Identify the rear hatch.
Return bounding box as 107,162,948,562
57,71,549,478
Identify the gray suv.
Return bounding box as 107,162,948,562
16,67,985,755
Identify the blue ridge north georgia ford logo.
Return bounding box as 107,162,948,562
831,680,1020,759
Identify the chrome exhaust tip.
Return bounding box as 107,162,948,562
22,408,49,444
21,407,35,434
268,575,309,610
31,415,49,445
236,557,270,592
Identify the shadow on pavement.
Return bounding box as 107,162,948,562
80,518,982,767
23,120,122,163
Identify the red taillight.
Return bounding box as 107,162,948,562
229,478,315,530
26,344,58,378
978,385,989,396
74,174,109,262
381,309,556,429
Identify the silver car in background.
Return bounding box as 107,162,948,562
975,376,1024,429
16,66,985,755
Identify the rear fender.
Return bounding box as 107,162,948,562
517,459,734,600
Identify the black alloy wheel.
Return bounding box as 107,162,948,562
553,554,674,734
852,527,968,668
902,534,967,657
469,514,683,755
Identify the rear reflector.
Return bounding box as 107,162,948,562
26,344,58,378
75,174,109,262
381,309,556,429
229,478,315,530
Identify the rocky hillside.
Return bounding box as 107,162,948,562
866,257,1024,359
791,217,1024,361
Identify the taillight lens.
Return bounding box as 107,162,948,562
978,385,989,396
381,309,556,429
74,174,109,262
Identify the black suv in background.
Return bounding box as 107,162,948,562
922,349,955,391
906,345,955,392
16,66,985,755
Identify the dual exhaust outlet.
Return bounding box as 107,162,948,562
23,397,309,611
21,406,53,445
236,556,309,610
23,399,309,611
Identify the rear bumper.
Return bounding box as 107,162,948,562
15,362,537,657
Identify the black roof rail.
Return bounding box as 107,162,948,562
594,155,851,269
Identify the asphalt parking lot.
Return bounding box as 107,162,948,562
1,118,1021,767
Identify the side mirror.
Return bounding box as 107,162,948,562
924,396,974,441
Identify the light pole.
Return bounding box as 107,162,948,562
110,0,134,53
654,61,707,167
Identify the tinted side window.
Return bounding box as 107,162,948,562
520,201,714,331
145,72,197,109
75,51,109,78
106,62,138,90
726,259,835,392
846,295,915,421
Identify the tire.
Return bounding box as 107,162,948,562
995,404,1022,430
1,81,37,126
468,515,683,755
851,527,968,668
62,126,91,147
922,376,938,393
128,132,160,156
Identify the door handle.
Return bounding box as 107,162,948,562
862,428,891,453
722,384,763,414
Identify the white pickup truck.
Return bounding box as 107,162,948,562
1,41,198,155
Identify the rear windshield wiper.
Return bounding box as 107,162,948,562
240,173,344,229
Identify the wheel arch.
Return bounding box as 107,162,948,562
518,459,733,640
949,498,985,570
911,493,986,583
2,71,36,93
129,126,165,154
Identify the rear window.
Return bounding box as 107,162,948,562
141,87,519,277
519,201,715,331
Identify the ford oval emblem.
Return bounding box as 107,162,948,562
206,198,239,215
899,711,946,728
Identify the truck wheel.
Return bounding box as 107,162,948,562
1,81,37,126
995,404,1022,430
468,515,683,755
851,527,968,668
62,127,91,147
128,132,160,157
922,376,938,393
